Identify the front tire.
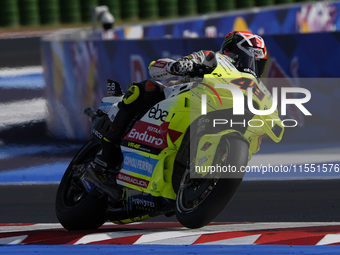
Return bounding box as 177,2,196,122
175,136,248,229
55,140,108,231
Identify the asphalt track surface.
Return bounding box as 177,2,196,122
1,179,340,224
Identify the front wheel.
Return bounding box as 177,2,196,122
55,140,108,231
175,136,248,229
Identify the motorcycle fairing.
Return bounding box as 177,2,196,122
101,53,284,200
117,94,191,200
194,129,244,177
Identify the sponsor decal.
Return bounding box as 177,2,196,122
152,60,167,68
146,81,156,91
152,72,169,79
148,104,169,122
198,156,208,167
201,142,212,151
127,141,141,150
242,67,257,78
147,125,161,134
117,172,149,189
92,128,103,139
81,174,94,192
128,129,164,147
131,197,155,208
122,139,162,155
123,120,182,155
123,152,158,177
151,182,157,191
125,121,167,150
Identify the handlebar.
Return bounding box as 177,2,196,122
189,63,214,78
84,107,99,123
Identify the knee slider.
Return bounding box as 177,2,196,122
123,84,140,105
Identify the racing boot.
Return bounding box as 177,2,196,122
84,139,124,201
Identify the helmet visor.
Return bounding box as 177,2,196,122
227,47,258,77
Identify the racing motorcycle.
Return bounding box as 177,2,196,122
55,53,284,231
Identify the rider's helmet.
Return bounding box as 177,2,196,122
220,31,267,77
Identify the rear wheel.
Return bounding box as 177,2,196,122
175,135,248,229
55,140,108,231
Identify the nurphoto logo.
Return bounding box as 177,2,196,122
201,84,312,128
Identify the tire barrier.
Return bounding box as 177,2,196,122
120,0,138,20
197,0,216,14
256,0,275,7
236,0,255,8
159,0,178,18
217,0,236,11
139,0,158,19
59,0,81,24
178,0,196,16
0,0,20,27
18,0,40,26
39,0,60,25
99,0,120,20
81,0,98,23
0,0,313,27
275,0,294,3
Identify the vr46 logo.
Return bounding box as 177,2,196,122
148,104,168,122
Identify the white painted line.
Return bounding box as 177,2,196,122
75,232,136,245
0,223,63,233
0,66,43,77
134,231,196,244
143,235,201,245
0,98,46,130
317,233,340,245
199,234,262,245
0,235,28,244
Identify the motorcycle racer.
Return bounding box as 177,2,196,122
85,31,268,199
149,30,267,83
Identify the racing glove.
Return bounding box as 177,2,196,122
168,61,194,76
169,61,213,77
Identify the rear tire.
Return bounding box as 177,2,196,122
55,140,108,231
175,135,248,229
